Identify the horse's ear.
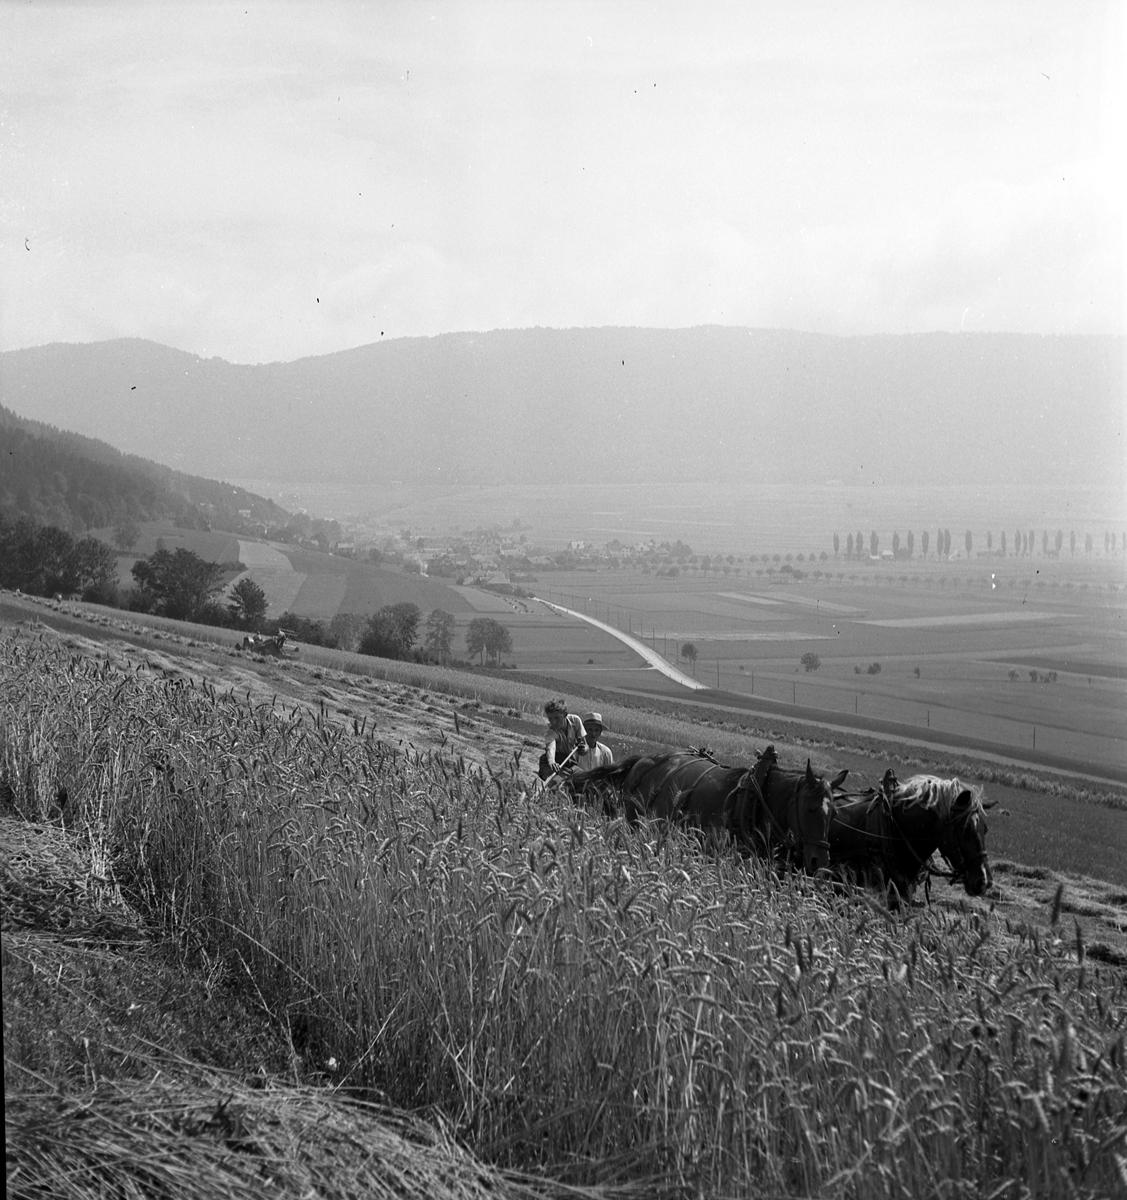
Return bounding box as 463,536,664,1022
954,789,974,810
805,759,816,781
830,768,849,790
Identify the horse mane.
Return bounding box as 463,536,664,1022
896,774,986,817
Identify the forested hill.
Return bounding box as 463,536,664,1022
0,403,292,536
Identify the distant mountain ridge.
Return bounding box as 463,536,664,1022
1,328,1121,491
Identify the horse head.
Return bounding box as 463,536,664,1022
792,760,834,874
939,787,993,896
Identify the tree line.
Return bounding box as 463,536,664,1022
1,516,514,668
0,513,120,600
833,527,1123,559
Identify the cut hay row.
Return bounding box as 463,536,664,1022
7,1068,556,1200
3,629,1126,1199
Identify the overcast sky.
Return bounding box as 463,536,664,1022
2,1,1123,364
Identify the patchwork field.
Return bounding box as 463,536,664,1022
534,556,1127,775
101,522,1124,775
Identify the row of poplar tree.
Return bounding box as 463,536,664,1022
833,528,1118,560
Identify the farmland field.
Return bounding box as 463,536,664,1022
92,512,1125,778
3,605,1126,1200
531,554,1126,776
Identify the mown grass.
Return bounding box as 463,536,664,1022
3,628,1126,1199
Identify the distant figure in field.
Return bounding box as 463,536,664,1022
581,711,614,769
538,699,587,781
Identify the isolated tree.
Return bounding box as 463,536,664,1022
833,532,840,557
869,531,879,558
465,617,490,664
855,530,863,559
131,548,225,620
986,531,993,553
1055,529,1064,556
1069,530,1076,556
228,578,268,629
465,617,511,665
1085,532,1093,555
921,530,929,558
385,602,421,652
359,612,401,658
892,532,901,557
965,530,973,557
67,536,119,600
360,602,421,659
424,608,456,664
1000,530,1007,556
680,642,698,672
328,612,366,652
800,652,821,672
484,620,513,665
906,530,914,557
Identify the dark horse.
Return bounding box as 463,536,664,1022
566,745,837,874
830,769,994,905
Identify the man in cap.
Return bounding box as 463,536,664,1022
581,712,614,769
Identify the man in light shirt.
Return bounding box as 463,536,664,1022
581,712,614,769
538,698,587,780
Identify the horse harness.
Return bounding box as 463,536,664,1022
737,754,829,867
834,783,984,893
663,757,785,855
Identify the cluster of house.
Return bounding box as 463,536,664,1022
329,523,694,586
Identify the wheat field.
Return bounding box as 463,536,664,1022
3,627,1125,1199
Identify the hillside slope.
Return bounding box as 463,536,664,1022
0,400,291,535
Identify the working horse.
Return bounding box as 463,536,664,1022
829,769,994,905
566,745,837,874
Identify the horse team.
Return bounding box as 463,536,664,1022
565,746,995,908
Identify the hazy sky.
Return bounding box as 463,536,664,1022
2,1,1123,364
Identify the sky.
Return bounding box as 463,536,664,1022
2,0,1124,364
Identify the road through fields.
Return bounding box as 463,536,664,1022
538,598,1127,789
535,598,708,690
